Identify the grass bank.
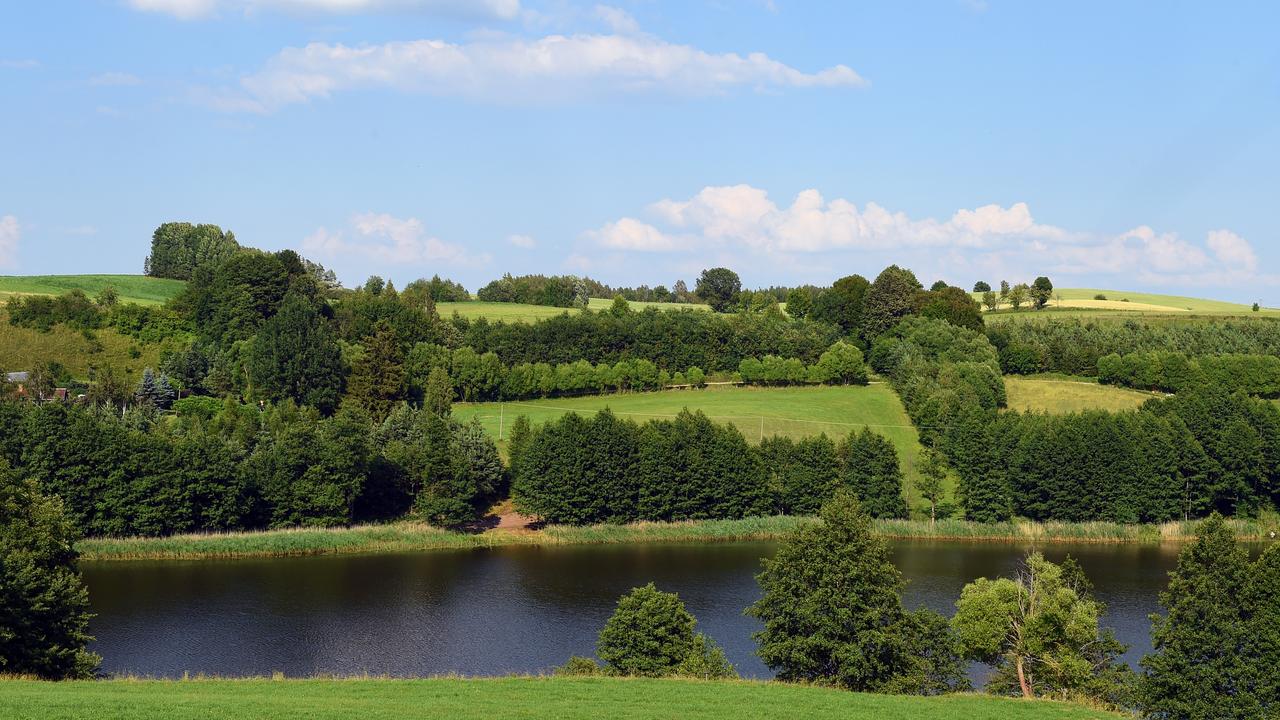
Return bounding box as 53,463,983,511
76,515,1279,562
0,274,185,306
0,677,1121,720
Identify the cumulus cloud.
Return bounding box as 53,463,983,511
0,216,19,268
507,234,536,248
301,212,489,268
584,184,1261,287
90,72,142,86
201,29,864,112
128,0,520,20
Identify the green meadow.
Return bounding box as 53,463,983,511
978,287,1279,322
452,383,937,510
0,677,1122,720
0,311,165,382
1004,375,1157,414
0,275,185,306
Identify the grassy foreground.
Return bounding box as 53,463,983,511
0,275,185,306
76,515,1279,562
0,677,1120,720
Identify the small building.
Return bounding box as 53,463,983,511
5,371,28,396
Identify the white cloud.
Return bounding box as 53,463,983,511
128,0,520,20
301,212,489,268
507,233,536,248
584,184,1261,288
203,29,864,112
90,72,142,86
0,216,19,268
593,5,639,34
1,59,40,69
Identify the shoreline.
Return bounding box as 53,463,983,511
76,515,1279,563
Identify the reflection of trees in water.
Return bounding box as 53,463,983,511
82,542,1197,679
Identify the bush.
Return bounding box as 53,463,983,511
597,583,697,677
554,656,601,676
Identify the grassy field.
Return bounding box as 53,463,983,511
74,514,1280,562
0,275,185,306
978,287,1279,322
0,311,166,382
1004,376,1157,414
438,298,708,322
453,384,936,511
0,677,1120,720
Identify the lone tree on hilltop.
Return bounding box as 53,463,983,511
694,267,742,312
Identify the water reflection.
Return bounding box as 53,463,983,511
80,540,1229,679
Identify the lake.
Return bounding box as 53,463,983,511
82,540,1194,679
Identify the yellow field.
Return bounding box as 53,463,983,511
975,287,1278,322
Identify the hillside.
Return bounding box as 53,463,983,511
0,275,186,306
439,297,709,322
976,287,1279,322
0,311,165,381
0,677,1121,720
452,384,938,512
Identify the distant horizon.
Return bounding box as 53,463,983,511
2,2,1276,303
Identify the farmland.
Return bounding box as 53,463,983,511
438,298,709,322
1004,375,1156,414
452,383,938,511
978,287,1279,322
0,275,185,306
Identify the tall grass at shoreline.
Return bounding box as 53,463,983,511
76,515,1278,562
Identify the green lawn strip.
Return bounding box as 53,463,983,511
0,677,1121,720
75,516,1279,562
0,275,185,306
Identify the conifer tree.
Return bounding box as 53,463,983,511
838,428,909,519
1243,545,1280,714
0,463,100,679
246,292,345,414
347,321,406,422
747,492,965,694
1140,514,1255,719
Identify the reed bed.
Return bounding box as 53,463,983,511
77,514,1278,562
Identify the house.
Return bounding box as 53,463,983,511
5,371,28,396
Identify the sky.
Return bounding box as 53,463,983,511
1,1,1277,302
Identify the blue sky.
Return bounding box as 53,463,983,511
1,1,1277,302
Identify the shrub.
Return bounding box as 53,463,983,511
597,583,697,677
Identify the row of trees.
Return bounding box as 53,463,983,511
987,317,1280,376
562,498,1278,717
1098,351,1280,397
943,387,1280,523
0,398,503,537
456,305,841,374
476,273,589,308
511,410,907,524
784,266,984,343
737,342,869,386
974,276,1054,311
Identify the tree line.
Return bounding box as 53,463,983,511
0,398,503,537
988,317,1280,376
510,409,907,524
942,386,1280,523
555,496,1279,718
1098,351,1280,397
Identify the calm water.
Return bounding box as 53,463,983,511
82,541,1201,679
